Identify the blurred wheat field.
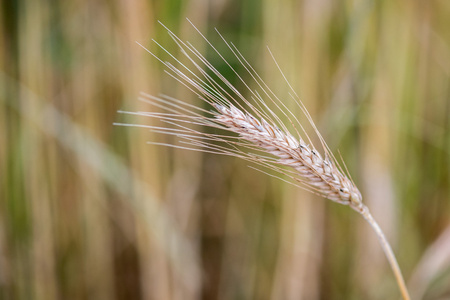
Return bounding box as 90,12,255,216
1,1,450,299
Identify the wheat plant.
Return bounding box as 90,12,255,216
117,20,411,300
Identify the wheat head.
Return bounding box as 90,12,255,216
116,20,410,300
213,103,364,210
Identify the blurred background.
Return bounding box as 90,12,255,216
1,0,450,299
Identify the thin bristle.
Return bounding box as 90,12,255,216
133,23,365,211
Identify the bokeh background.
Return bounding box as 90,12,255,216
1,0,450,299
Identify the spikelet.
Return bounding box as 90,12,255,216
212,103,363,209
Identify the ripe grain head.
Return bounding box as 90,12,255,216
119,20,365,213
115,20,410,300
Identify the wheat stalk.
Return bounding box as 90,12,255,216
116,20,411,300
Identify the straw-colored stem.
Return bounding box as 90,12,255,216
359,207,410,300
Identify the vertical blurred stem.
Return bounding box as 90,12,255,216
360,207,410,300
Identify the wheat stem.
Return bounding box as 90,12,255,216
359,206,411,300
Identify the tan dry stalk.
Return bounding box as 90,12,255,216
118,20,411,300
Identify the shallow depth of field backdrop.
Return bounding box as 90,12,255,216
1,1,450,299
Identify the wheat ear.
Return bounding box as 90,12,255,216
116,20,410,299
